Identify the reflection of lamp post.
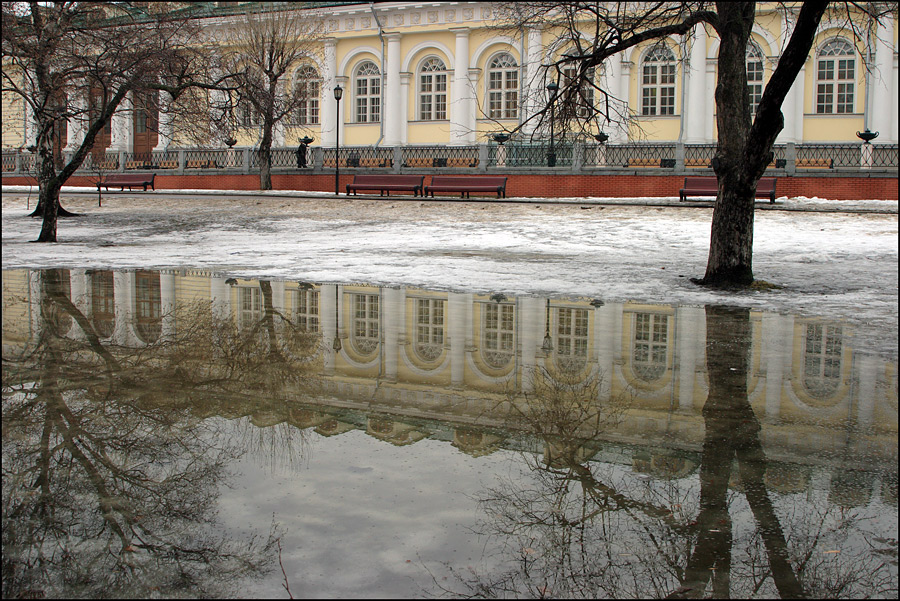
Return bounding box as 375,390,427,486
541,298,553,353
333,85,343,195
547,82,559,167
857,129,879,169
594,131,609,166
333,285,342,352
492,132,510,167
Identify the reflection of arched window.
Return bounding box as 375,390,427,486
483,302,514,368
747,42,765,118
90,270,115,339
354,61,381,123
487,53,518,119
290,288,319,332
45,269,72,335
369,417,393,435
554,307,588,372
351,293,379,355
238,286,262,330
419,57,447,120
803,324,843,399
134,271,161,344
415,298,444,361
632,312,668,382
295,65,321,125
816,38,855,114
641,44,676,116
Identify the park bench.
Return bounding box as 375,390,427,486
425,175,508,199
796,157,834,169
679,175,777,203
346,174,424,196
97,173,156,191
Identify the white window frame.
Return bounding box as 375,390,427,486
418,57,448,121
486,52,519,120
816,38,856,114
295,65,321,125
641,44,677,116
354,61,381,123
746,42,765,119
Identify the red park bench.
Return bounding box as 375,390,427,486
424,175,508,199
346,174,424,196
679,176,777,204
97,173,156,192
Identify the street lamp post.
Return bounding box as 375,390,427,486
546,82,559,167
333,85,343,195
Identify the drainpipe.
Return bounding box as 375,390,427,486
370,2,385,147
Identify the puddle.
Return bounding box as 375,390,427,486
2,268,897,598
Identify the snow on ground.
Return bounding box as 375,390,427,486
2,188,897,356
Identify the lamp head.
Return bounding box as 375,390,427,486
333,85,343,101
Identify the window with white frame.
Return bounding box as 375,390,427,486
554,307,588,373
816,38,856,114
415,298,444,361
632,312,668,382
289,288,319,332
483,302,515,368
560,64,595,120
419,57,448,120
238,286,262,330
641,44,676,116
351,293,380,355
746,43,764,119
295,65,321,125
803,323,843,399
354,61,381,123
487,53,518,119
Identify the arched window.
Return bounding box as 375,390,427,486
554,307,588,373
134,270,161,344
632,312,668,382
746,42,765,119
487,53,518,119
414,298,444,361
419,57,448,120
641,44,676,116
90,270,115,339
482,302,514,368
354,61,381,123
560,64,595,120
816,38,855,114
295,65,321,125
351,293,379,355
803,324,843,399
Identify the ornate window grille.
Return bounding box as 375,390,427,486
419,58,448,121
487,53,518,120
355,61,381,123
641,44,676,116
816,38,856,114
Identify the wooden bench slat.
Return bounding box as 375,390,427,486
425,176,508,199
346,174,424,196
679,176,777,203
97,173,155,191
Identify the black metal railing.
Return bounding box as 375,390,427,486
322,146,395,169
402,145,479,168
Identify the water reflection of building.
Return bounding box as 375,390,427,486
3,269,897,505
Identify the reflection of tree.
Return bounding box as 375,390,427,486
1,270,323,598
440,306,894,599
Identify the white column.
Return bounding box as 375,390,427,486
64,89,87,152
160,272,176,341
620,60,633,142
153,91,174,151
321,38,337,147
399,72,412,144
522,27,543,137
113,272,135,346
210,276,230,320
605,56,627,144
854,355,879,429
685,26,708,143
704,59,717,141
777,13,804,143
675,307,705,413
108,92,132,152
384,33,403,146
69,270,89,340
335,75,348,146
448,293,469,387
594,303,617,401
872,18,896,143
383,287,402,382
763,313,793,419
24,101,39,150
519,296,543,394
322,284,338,375
450,28,472,145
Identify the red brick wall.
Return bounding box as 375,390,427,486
4,172,897,200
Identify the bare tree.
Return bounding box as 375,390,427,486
214,5,322,190
493,1,896,288
1,2,234,242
